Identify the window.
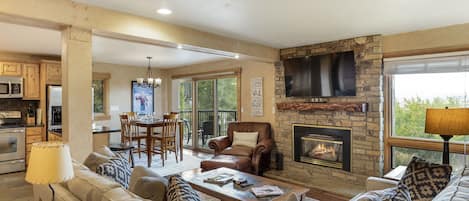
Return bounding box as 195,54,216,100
385,54,469,171
93,80,104,113
92,72,110,120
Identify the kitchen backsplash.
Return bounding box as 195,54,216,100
0,99,39,120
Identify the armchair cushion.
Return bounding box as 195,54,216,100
232,131,258,148
221,145,253,157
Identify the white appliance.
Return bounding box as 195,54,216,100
0,76,23,98
0,111,25,174
47,86,62,130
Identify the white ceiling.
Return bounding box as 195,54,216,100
0,22,225,68
73,0,469,48
92,36,224,68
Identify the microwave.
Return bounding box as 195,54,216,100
0,76,23,98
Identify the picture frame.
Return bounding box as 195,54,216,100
131,81,154,114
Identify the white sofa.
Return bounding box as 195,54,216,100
351,168,469,201
33,161,154,201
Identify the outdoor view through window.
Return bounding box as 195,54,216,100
392,72,469,169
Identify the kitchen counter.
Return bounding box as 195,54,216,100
49,126,121,136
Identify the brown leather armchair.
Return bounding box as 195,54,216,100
207,122,273,175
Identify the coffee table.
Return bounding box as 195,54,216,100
180,167,309,201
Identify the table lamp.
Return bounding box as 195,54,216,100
425,108,469,164
25,142,74,201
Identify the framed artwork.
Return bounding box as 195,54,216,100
251,77,263,116
131,81,154,114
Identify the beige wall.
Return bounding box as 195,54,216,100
165,59,276,125
383,23,469,57
92,62,168,132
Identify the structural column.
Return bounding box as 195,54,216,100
61,26,93,162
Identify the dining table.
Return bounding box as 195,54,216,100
133,119,184,167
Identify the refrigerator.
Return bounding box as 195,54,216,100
47,85,62,131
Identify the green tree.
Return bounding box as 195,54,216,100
393,96,467,169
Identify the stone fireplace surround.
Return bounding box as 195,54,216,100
266,35,384,197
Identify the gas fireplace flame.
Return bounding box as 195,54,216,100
309,143,337,160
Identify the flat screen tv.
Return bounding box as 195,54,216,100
284,51,356,97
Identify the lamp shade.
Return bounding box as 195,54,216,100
25,142,74,184
425,108,469,135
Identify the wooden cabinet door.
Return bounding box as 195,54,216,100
23,64,40,100
46,63,61,84
1,62,22,76
25,127,43,166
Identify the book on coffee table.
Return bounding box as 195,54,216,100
203,173,234,185
251,185,284,197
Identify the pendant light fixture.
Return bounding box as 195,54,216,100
137,56,162,88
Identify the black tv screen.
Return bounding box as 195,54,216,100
284,51,356,97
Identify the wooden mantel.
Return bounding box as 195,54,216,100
276,102,368,113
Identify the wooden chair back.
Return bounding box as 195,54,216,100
119,114,131,143
162,113,178,138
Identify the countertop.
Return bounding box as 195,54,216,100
49,126,121,136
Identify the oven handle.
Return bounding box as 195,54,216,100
0,159,25,165
8,81,11,96
0,129,25,134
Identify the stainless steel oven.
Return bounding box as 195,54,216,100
0,76,23,98
0,128,25,174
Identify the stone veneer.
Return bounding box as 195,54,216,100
269,35,384,195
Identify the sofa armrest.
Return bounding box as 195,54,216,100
33,184,80,201
253,139,273,159
208,136,231,155
252,139,273,175
366,177,399,191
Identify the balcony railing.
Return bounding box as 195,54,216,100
178,110,237,145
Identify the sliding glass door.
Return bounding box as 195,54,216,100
174,75,239,150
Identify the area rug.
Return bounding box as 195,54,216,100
132,152,202,176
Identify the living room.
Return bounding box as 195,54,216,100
1,1,469,201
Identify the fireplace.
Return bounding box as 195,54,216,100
292,124,351,171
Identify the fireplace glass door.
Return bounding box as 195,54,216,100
301,134,343,169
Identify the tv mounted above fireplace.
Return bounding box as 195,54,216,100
283,51,356,98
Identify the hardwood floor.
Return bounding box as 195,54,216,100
0,172,33,201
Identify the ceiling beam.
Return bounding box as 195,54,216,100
0,0,278,62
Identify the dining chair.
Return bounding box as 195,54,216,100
120,114,146,158
151,113,179,167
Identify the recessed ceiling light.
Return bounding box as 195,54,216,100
234,54,240,59
157,8,172,15
177,44,183,49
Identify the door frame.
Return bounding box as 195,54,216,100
191,73,241,151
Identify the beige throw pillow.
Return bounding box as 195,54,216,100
232,131,259,148
83,152,111,172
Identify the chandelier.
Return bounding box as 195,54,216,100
137,56,162,88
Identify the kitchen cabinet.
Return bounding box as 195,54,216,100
0,62,22,76
44,62,61,85
22,63,40,100
25,127,42,166
48,132,62,141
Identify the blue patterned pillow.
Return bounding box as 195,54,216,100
96,154,131,189
167,175,201,201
